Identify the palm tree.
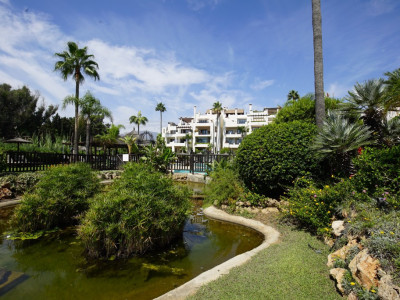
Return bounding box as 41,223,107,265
79,91,113,155
54,41,99,156
184,133,192,153
287,90,300,102
119,134,138,156
155,102,166,134
384,67,400,112
312,110,374,175
129,111,148,136
342,79,387,141
311,0,325,128
96,124,125,155
212,101,223,153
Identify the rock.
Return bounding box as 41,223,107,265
332,220,345,237
244,207,259,214
0,187,13,200
378,273,400,300
348,249,379,290
347,292,357,300
266,199,280,207
244,201,251,207
261,207,279,214
327,239,359,267
329,268,347,294
324,236,334,247
236,201,244,207
221,205,228,210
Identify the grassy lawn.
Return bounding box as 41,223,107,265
189,212,341,300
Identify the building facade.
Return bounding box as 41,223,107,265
162,104,279,153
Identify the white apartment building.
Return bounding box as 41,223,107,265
162,104,279,153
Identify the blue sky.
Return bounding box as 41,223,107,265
0,0,399,133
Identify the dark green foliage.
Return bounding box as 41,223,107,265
10,163,100,233
0,147,6,172
142,134,175,173
352,146,400,196
236,121,318,198
78,163,191,259
204,163,244,207
274,95,341,124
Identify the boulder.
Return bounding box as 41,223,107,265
347,292,357,300
329,268,347,294
378,273,400,300
0,187,13,200
261,207,279,214
266,198,280,207
327,239,359,267
348,249,379,290
332,220,345,237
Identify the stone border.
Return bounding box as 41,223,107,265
155,206,280,300
0,198,21,208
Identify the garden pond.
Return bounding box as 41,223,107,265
0,183,263,300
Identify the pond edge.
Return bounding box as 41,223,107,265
155,205,280,300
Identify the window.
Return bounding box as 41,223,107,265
238,119,246,124
198,119,208,123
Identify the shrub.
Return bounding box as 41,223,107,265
0,147,6,172
204,163,244,207
236,121,318,198
78,163,191,259
352,145,400,196
10,163,100,233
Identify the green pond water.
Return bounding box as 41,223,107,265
0,185,263,300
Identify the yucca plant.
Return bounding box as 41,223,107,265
312,110,375,176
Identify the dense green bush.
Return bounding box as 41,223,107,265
0,147,6,172
284,178,355,234
204,163,244,207
274,96,341,124
236,121,318,198
352,146,400,196
78,163,191,259
10,163,100,233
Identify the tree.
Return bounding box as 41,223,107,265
129,111,148,135
96,124,124,154
311,0,325,128
342,79,386,142
311,110,374,176
184,133,192,152
155,102,166,134
212,101,223,153
287,90,300,102
119,134,138,155
384,67,400,112
80,91,113,155
54,41,100,156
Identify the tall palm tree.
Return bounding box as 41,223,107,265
155,102,166,134
212,101,223,153
287,90,300,102
129,111,148,136
311,0,325,128
80,91,113,155
54,41,99,156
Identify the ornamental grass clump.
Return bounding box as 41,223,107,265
10,163,100,234
78,162,191,259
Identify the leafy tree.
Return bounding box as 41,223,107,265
184,133,192,152
129,111,148,135
79,91,112,155
274,95,341,124
311,0,325,128
287,90,300,102
384,67,400,111
311,110,374,176
54,41,100,155
212,101,223,153
155,102,166,134
142,134,175,173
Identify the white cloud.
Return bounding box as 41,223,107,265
327,82,350,98
250,79,275,91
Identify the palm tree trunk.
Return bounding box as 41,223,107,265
74,74,80,159
137,124,140,136
85,118,91,156
312,0,325,128
160,111,162,134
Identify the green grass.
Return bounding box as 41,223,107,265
189,213,341,300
